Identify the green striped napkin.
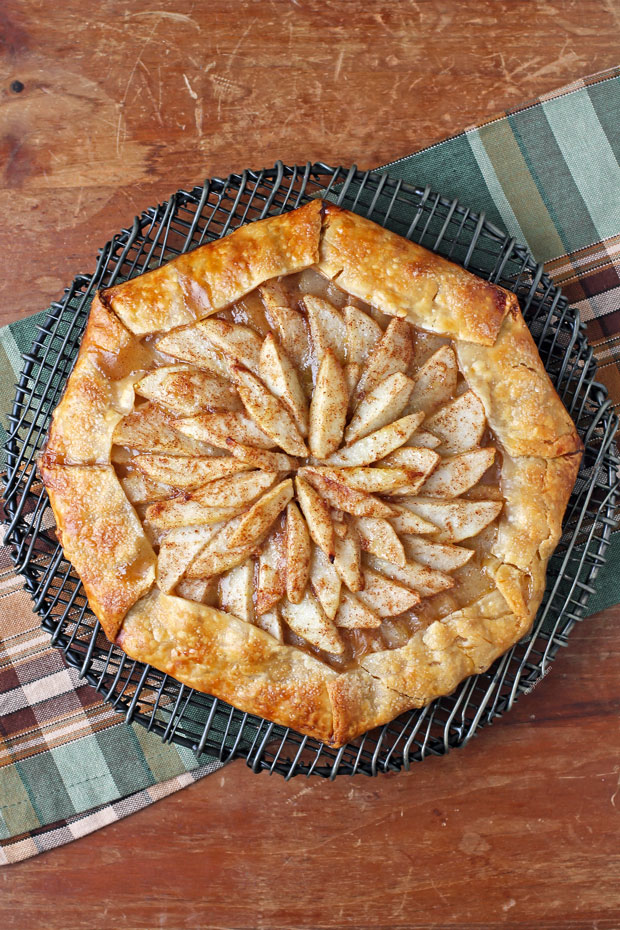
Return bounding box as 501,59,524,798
1,65,619,863
377,65,620,615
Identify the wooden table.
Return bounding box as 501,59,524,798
1,2,619,927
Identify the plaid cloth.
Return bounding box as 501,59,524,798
0,298,225,867
0,516,222,866
381,65,620,413
1,66,619,863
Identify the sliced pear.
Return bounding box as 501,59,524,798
331,509,347,538
335,590,382,629
254,607,284,642
308,350,348,459
380,446,440,471
355,517,406,567
146,471,277,526
405,345,458,416
156,328,231,378
134,454,250,489
397,497,503,542
333,521,363,592
357,568,420,617
300,467,394,518
231,366,308,456
145,496,246,530
281,589,344,654
302,295,347,366
257,278,292,307
147,471,276,529
113,403,213,456
345,372,415,444
256,529,286,616
259,334,309,436
219,560,254,622
176,577,219,605
295,476,334,558
331,467,412,494
366,553,454,598
285,502,311,604
259,282,308,373
408,429,441,450
121,472,177,504
379,448,440,496
224,439,297,473
135,365,239,416
198,319,263,375
409,332,451,369
401,535,474,571
187,516,261,579
344,305,383,366
420,448,496,498
354,319,414,402
344,362,362,402
426,390,486,454
141,518,168,549
384,479,441,499
227,479,294,549
326,412,424,467
309,545,341,620
157,524,223,593
197,470,277,508
389,504,438,536
176,411,276,450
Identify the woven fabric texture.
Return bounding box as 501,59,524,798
1,65,619,863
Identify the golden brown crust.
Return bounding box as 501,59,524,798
494,451,581,570
362,448,583,703
456,307,584,458
317,203,514,346
118,591,420,745
328,669,414,746
360,589,530,703
105,199,323,335
38,461,156,640
39,200,584,747
44,296,147,464
485,449,582,623
117,588,337,742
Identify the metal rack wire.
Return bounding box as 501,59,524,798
3,163,618,778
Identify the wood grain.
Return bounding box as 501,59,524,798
2,607,620,929
1,0,620,325
2,2,620,927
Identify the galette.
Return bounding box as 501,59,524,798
39,199,582,746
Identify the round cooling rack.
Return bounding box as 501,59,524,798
3,163,619,779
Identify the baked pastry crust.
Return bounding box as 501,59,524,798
106,199,323,335
39,200,582,746
38,461,156,640
318,203,515,345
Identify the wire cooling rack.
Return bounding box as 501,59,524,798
3,163,618,778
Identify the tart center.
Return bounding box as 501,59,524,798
111,268,504,670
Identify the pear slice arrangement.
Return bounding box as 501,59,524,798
119,293,504,658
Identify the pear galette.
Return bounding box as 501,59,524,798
39,199,583,746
